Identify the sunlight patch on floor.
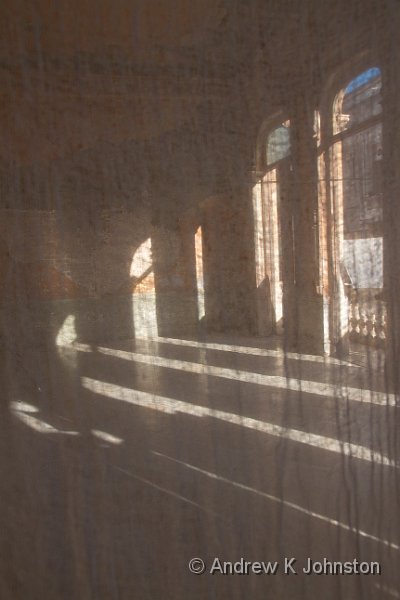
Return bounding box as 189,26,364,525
82,376,397,467
91,429,124,445
74,343,396,407
11,411,79,436
136,336,358,366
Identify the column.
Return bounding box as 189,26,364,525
289,92,327,355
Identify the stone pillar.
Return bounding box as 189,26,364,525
201,191,258,336
151,219,198,338
289,92,326,355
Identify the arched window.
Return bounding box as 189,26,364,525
253,119,294,337
326,66,385,350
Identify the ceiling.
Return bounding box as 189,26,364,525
0,0,385,182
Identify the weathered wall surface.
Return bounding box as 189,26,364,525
0,0,398,350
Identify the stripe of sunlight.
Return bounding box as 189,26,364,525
74,343,396,408
10,402,79,436
91,430,124,445
134,336,358,366
152,451,400,552
82,377,397,467
113,466,223,520
10,401,39,413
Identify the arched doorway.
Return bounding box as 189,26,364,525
325,66,385,354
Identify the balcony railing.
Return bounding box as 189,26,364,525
348,292,386,346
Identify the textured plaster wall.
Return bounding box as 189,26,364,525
0,0,398,350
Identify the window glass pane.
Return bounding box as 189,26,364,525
335,67,382,133
342,122,383,233
266,124,290,165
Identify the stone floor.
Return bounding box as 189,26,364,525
1,335,399,599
